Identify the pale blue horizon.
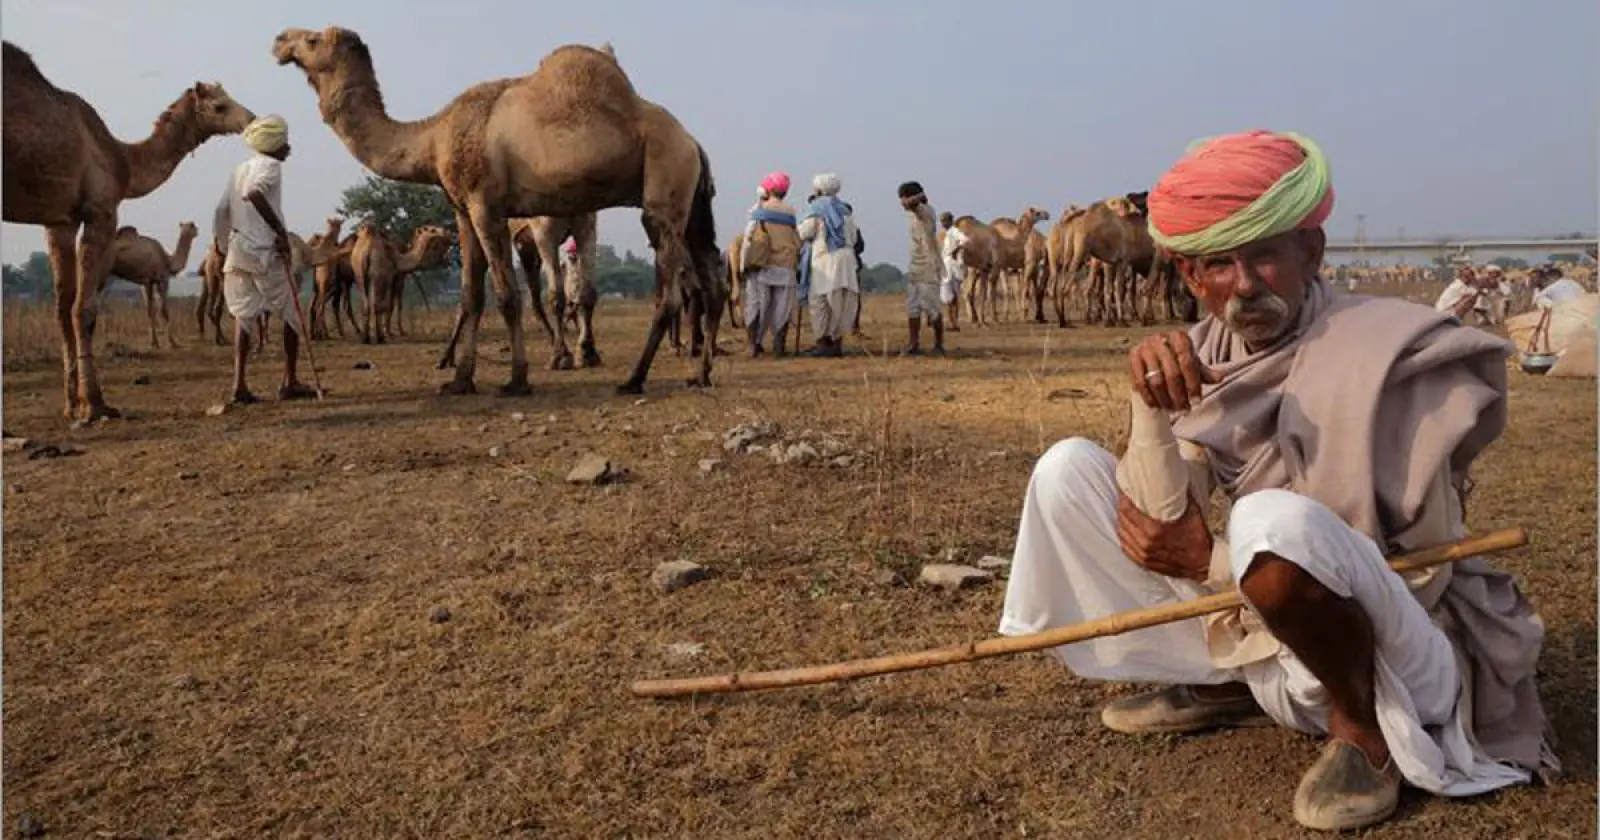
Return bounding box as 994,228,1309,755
4,0,1597,272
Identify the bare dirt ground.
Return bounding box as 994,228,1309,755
4,286,1594,839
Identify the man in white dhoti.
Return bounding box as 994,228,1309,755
938,211,967,331
897,181,946,356
998,129,1555,832
797,173,861,358
212,114,315,404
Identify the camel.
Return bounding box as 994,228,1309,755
350,222,453,344
274,27,723,397
951,216,1001,327
1048,194,1169,327
3,41,255,422
310,230,360,340
106,221,198,349
988,208,1051,322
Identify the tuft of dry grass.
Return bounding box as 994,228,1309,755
3,287,1593,839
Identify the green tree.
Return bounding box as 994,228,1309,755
2,251,53,299
859,262,906,293
338,175,459,301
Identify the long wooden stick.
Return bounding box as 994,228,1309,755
630,527,1527,699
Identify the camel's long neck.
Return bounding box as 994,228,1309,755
398,239,445,273
321,69,439,184
123,98,204,199
167,229,197,275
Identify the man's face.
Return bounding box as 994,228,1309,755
269,143,292,161
1176,227,1324,345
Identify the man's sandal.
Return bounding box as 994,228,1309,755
1099,684,1274,734
1292,740,1402,832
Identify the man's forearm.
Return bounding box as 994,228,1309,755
246,191,289,240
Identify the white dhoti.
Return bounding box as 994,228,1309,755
810,287,859,342
941,258,964,305
999,438,1532,797
906,280,942,320
224,257,303,336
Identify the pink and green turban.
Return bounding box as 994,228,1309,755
1146,130,1334,256
759,171,791,196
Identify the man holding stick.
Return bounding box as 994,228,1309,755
998,130,1555,832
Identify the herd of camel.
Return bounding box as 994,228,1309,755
4,25,1192,426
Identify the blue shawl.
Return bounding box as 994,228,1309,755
803,196,850,252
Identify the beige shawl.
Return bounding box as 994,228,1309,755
1171,279,1557,778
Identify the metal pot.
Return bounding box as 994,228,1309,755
1520,352,1559,375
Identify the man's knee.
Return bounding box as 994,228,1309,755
1029,437,1113,500
1226,488,1371,592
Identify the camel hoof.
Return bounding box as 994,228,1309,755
685,377,712,389
581,348,603,368
83,403,122,422
616,380,645,396
439,379,477,396
496,381,533,398
435,357,456,371
550,353,575,371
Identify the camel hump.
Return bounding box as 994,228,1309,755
535,44,639,100
116,225,140,239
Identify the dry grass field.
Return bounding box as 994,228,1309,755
3,285,1594,839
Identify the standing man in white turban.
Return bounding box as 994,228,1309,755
797,173,861,357
212,114,315,404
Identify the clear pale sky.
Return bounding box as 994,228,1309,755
5,0,1597,270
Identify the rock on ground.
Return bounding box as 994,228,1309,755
652,560,710,594
918,564,994,591
567,453,618,484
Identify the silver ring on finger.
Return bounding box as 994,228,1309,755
1145,370,1164,382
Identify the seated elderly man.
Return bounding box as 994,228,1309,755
999,130,1556,832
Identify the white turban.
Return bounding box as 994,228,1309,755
243,114,288,154
812,173,841,197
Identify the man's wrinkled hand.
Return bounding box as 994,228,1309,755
1115,490,1213,582
1127,330,1218,412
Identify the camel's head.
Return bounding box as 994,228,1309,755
324,215,345,234
1106,196,1141,219
1123,191,1150,216
273,27,368,79
412,225,455,257
1021,207,1051,227
187,82,256,137
177,221,199,240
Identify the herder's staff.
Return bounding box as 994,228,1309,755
630,527,1527,700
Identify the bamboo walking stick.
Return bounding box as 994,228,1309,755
630,527,1527,699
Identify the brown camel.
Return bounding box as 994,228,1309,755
951,216,1001,326
1049,193,1169,327
310,230,360,340
106,221,198,349
274,27,722,396
3,41,255,422
350,222,453,344
988,208,1051,322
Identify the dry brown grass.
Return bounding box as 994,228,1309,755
4,286,1594,839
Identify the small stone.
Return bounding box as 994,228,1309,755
816,436,849,458
664,641,706,658
830,455,855,469
622,425,636,434
205,403,230,417
535,425,549,436
940,392,955,402
478,423,489,433
488,445,505,458
977,556,1012,572
511,412,527,423
873,569,905,587
633,398,648,407
177,470,199,481
786,442,820,465
2,436,29,454
428,605,451,623
547,414,558,423
17,813,43,838
172,673,201,691
918,564,994,591
133,374,152,385
698,458,723,474
670,422,695,434
342,463,356,472
652,560,710,594
567,452,616,484
352,360,374,370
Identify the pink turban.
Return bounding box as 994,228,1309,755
759,171,790,196
1147,130,1335,256
562,239,577,256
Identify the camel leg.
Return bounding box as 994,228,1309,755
309,278,327,340
540,244,575,372
691,242,724,388
436,304,466,370
142,283,160,349
572,255,602,368
71,216,119,421
45,226,84,421
467,204,531,397
158,278,177,348
618,220,686,395
514,240,557,349
441,212,486,393
338,278,356,338
210,284,226,346
196,280,210,339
